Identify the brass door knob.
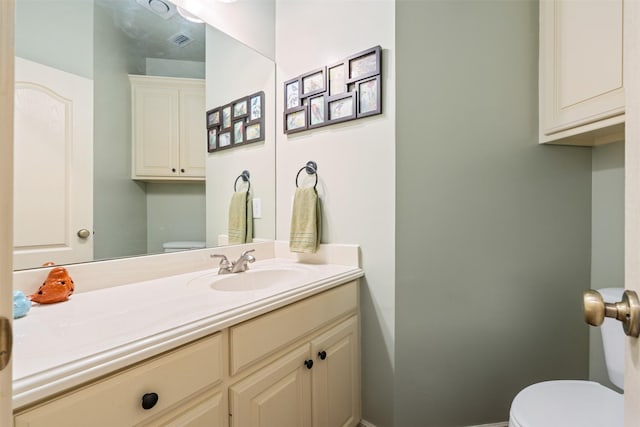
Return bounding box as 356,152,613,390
583,289,640,337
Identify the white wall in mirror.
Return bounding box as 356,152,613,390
205,25,276,246
170,0,275,60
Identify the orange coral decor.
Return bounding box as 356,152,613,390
30,267,75,304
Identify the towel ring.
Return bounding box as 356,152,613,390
295,161,318,189
234,170,251,192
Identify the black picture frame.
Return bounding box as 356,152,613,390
206,108,221,128
308,94,327,129
284,77,301,110
300,67,326,99
221,104,232,129
248,91,264,122
232,97,249,119
327,92,356,124
327,60,347,96
207,127,217,152
245,122,264,142
345,45,381,84
233,119,245,144
284,106,308,134
356,75,381,118
218,130,232,149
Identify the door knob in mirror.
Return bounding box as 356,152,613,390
583,289,640,337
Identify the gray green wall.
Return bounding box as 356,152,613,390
93,2,148,259
15,0,93,78
395,1,592,425
590,141,624,391
146,182,206,253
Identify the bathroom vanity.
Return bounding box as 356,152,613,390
11,242,363,427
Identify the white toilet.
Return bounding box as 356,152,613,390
508,288,625,427
162,241,206,253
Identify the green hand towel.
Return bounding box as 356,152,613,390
289,187,321,253
228,190,253,245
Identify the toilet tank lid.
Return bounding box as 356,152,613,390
162,241,206,249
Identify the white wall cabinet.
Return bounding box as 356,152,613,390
13,281,360,427
539,0,625,145
130,75,205,181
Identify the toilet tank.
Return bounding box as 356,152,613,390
598,287,625,390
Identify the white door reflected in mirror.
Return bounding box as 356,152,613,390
14,57,93,270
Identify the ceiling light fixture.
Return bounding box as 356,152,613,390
149,0,170,14
176,5,204,23
135,0,177,19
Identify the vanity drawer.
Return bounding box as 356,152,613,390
14,333,223,427
230,281,358,375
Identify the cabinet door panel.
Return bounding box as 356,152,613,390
133,85,179,177
311,316,360,427
540,0,624,138
229,345,311,427
179,88,206,177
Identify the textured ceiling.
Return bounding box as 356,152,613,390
95,0,205,62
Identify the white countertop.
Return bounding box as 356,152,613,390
12,258,363,409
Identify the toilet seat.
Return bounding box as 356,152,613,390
509,380,623,427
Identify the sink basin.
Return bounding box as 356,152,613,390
188,266,310,292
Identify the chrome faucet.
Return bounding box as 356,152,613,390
231,249,256,273
211,249,256,274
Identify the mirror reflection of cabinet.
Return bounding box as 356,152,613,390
130,75,205,181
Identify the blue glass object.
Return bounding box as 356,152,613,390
13,290,31,319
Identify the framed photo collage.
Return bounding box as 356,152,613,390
283,46,382,134
206,91,265,153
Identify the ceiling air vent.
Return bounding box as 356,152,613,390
169,32,194,47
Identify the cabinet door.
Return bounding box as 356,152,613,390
310,316,360,427
229,345,312,427
540,0,624,140
138,387,226,427
132,85,179,177
178,87,206,177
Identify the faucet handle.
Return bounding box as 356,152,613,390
241,249,256,264
211,254,231,268
241,249,256,258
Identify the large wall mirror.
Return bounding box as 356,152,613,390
13,0,275,270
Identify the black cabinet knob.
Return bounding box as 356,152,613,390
171,168,176,173
180,168,185,173
318,351,327,360
141,392,159,410
304,359,314,369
